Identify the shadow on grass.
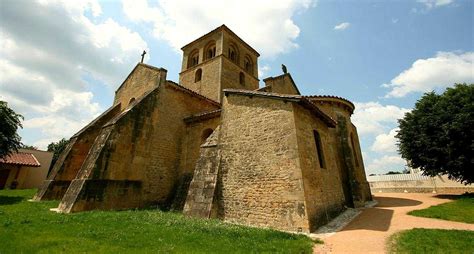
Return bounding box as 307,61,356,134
0,195,24,205
435,193,474,200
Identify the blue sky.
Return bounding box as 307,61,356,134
0,0,472,175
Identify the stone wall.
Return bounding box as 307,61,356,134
33,104,121,201
293,103,346,231
113,63,167,111
369,174,474,194
179,26,260,103
181,31,223,71
307,98,372,207
179,57,222,102
57,81,220,212
217,94,309,232
15,149,52,189
183,126,221,217
180,117,220,176
179,55,259,103
172,115,220,210
348,123,372,201
222,29,259,79
263,74,300,95
220,56,259,95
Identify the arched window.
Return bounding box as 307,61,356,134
205,41,216,60
239,72,245,85
187,49,199,68
244,56,253,75
128,97,136,105
313,130,326,169
228,44,238,63
195,68,202,82
201,128,214,144
350,133,360,167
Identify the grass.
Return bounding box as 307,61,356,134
389,228,474,253
408,193,474,223
0,189,315,253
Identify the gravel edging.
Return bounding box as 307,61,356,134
308,200,378,240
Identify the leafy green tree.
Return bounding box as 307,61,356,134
396,84,474,184
386,171,402,175
21,144,38,150
0,101,23,159
47,138,69,170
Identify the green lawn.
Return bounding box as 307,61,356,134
0,189,315,253
389,228,474,254
408,194,474,223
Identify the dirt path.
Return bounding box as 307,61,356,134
313,193,474,253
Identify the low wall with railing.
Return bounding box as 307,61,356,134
368,174,473,194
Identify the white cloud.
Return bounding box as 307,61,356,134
383,51,474,98
334,22,350,30
0,0,148,149
371,128,399,153
258,65,271,79
352,102,410,135
366,155,406,174
122,0,314,58
417,0,454,9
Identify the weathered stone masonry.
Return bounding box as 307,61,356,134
35,24,371,233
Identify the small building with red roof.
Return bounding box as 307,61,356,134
0,148,53,189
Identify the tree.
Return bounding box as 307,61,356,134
21,144,38,150
0,101,23,159
47,138,69,170
396,84,474,184
386,171,402,175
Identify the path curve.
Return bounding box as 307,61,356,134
313,193,474,253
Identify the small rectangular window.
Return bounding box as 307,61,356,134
313,130,326,169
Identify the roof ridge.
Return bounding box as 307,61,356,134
304,95,355,109
166,81,221,107
114,63,167,94
223,88,302,100
262,73,301,95
180,24,260,56
184,109,222,123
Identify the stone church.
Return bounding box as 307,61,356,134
34,25,371,233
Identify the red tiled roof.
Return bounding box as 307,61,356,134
0,152,41,167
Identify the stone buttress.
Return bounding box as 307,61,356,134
182,126,220,218
33,104,121,201
54,80,220,213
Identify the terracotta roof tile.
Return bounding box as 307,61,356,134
0,152,41,167
184,109,222,123
304,95,355,109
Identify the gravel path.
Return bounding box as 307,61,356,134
313,193,474,253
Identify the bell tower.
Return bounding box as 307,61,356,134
179,25,260,102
